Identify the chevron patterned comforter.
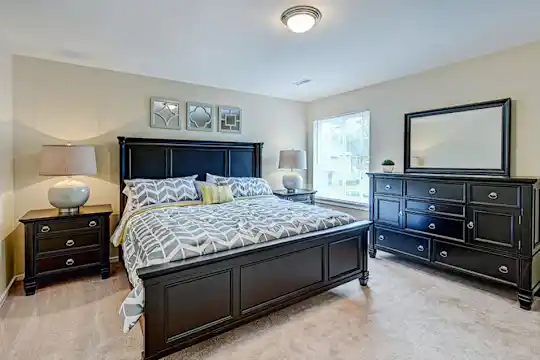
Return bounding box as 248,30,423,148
115,195,356,333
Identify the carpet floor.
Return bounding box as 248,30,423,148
1,254,539,360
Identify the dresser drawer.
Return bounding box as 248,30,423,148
374,178,403,196
405,200,464,217
470,184,520,207
433,241,517,284
405,180,465,202
375,228,429,261
405,213,465,241
37,231,100,254
36,217,101,235
36,250,101,274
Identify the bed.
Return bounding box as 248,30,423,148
117,137,371,360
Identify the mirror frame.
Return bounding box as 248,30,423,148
404,98,511,176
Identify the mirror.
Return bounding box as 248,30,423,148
405,98,511,176
186,102,214,131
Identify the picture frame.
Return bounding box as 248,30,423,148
150,97,182,130
218,105,242,133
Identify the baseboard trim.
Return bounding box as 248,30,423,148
0,273,24,309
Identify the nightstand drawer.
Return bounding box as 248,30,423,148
36,217,101,235
287,194,311,202
36,250,101,274
37,231,100,254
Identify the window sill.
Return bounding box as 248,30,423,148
315,197,369,211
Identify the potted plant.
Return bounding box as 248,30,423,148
381,159,395,173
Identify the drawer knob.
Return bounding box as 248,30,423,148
398,211,403,217
498,265,508,274
65,258,75,266
428,188,437,195
428,205,436,211
385,184,391,190
488,192,498,200
378,235,385,241
417,245,424,252
440,250,448,258
65,239,75,247
467,221,474,229
428,223,436,230
41,225,50,233
88,220,97,228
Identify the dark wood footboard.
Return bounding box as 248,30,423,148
137,221,371,360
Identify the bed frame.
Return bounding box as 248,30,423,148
118,137,371,360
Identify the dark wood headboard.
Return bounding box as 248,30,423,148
118,137,263,214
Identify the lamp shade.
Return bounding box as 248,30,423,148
39,145,97,176
279,150,307,170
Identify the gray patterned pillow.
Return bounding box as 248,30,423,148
125,176,198,209
206,173,273,198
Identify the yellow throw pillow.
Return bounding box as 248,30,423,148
200,184,234,205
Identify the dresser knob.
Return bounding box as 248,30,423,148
378,235,385,241
41,225,50,233
498,265,508,274
488,192,498,200
467,221,474,229
385,184,391,190
440,250,448,258
428,205,436,211
417,245,424,252
65,239,75,247
65,258,75,266
88,220,97,228
428,188,437,195
428,223,436,230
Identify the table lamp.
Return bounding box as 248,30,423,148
39,145,97,214
278,149,307,192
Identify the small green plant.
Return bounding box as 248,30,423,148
381,159,395,166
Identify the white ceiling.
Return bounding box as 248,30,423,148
1,0,540,101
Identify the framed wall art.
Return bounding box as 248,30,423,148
218,105,242,133
186,102,214,131
150,97,181,130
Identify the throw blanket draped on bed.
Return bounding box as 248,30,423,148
114,195,356,333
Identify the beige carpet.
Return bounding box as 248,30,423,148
1,254,539,360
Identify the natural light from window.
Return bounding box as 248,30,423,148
313,111,370,206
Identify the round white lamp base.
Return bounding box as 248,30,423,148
48,178,90,214
282,172,303,193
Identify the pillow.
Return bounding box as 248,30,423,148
206,173,273,198
200,184,234,205
194,180,212,200
122,186,135,214
124,176,198,209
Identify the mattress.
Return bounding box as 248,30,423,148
112,195,356,333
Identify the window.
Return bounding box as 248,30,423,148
313,111,370,206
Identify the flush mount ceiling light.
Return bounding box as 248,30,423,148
281,5,322,34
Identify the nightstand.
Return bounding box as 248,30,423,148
19,204,112,295
273,189,317,205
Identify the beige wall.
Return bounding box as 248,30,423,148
11,56,307,274
0,50,15,296
308,41,540,215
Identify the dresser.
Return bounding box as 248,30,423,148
368,173,540,309
19,205,112,295
273,189,317,205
